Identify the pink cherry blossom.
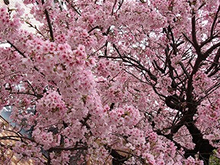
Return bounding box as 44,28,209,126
0,0,220,164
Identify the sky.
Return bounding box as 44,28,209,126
0,0,43,47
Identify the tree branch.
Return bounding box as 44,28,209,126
48,146,87,152
210,5,220,37
44,9,54,42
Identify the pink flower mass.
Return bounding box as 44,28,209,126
0,0,220,164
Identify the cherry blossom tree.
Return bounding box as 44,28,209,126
0,0,220,164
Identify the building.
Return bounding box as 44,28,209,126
0,116,34,164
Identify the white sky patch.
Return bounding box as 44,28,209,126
1,0,42,32
0,0,43,47
0,42,10,47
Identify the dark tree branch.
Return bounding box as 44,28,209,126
198,81,220,103
152,60,165,73
25,21,46,39
182,33,194,46
7,41,45,77
88,26,102,33
206,48,220,76
3,0,9,5
66,0,81,16
111,0,117,15
168,26,178,55
185,122,216,164
7,40,26,58
10,91,43,99
105,145,129,165
41,0,54,41
178,61,190,78
44,9,54,42
48,146,87,152
80,114,91,129
191,12,200,55
204,42,220,59
112,44,157,82
210,5,220,37
116,0,124,13
165,94,183,111
200,34,219,48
